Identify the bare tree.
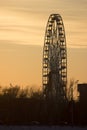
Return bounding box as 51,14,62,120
67,79,79,101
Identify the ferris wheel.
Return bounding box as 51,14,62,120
42,14,67,100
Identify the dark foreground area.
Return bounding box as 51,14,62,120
0,97,84,126
0,85,87,126
0,126,87,130
0,98,68,125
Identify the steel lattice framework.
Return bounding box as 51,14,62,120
42,14,67,101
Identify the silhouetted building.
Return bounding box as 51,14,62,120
78,83,87,102
78,83,87,125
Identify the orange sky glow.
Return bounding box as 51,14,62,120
0,0,87,87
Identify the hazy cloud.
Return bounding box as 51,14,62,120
0,0,87,46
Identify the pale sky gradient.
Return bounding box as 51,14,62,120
0,0,87,87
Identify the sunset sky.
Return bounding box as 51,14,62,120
0,0,87,87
